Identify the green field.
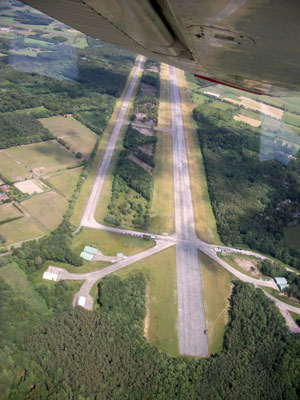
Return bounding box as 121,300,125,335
0,215,45,245
284,224,300,251
210,100,233,111
2,106,49,117
240,108,261,120
218,253,265,280
0,262,48,314
199,251,234,354
0,152,31,182
72,228,154,257
5,141,78,174
113,245,178,356
45,167,83,199
283,112,300,128
22,191,68,231
24,38,54,48
40,116,98,158
0,203,23,224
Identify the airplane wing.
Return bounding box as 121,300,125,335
22,0,300,96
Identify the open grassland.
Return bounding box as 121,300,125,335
157,63,171,130
2,106,48,116
40,116,98,158
218,253,265,279
210,100,233,111
0,152,31,182
150,64,174,234
22,191,68,231
199,251,234,354
0,262,48,314
72,227,154,257
177,70,221,244
0,215,46,245
43,259,110,275
284,224,300,251
70,56,143,227
45,167,83,199
283,112,300,128
113,245,178,356
5,141,78,174
0,203,23,223
150,130,174,234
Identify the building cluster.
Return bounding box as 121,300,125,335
0,183,10,203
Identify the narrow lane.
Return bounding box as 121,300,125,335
80,55,144,227
169,66,209,357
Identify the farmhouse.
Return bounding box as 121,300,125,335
274,277,289,291
0,193,9,202
0,185,10,192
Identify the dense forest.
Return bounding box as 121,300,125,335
193,104,300,270
2,268,300,399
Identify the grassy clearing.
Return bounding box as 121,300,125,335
72,227,154,257
218,253,265,279
284,225,300,251
0,152,31,182
22,191,68,231
199,251,234,354
5,141,78,174
0,262,48,313
210,100,233,111
40,116,98,158
150,63,174,234
70,56,143,227
0,215,45,245
240,108,261,120
150,130,174,234
177,70,221,244
0,202,23,223
43,259,109,275
45,167,83,199
2,106,48,117
113,245,178,356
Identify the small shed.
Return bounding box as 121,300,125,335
274,277,289,291
43,271,58,281
84,245,98,255
78,296,86,307
80,251,94,261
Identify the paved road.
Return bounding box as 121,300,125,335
80,55,144,227
169,66,209,357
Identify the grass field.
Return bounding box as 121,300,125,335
0,152,31,182
150,63,174,234
22,191,68,231
240,108,262,120
177,70,221,244
284,224,300,251
0,215,45,245
43,259,110,275
2,106,48,117
199,251,233,354
0,262,48,314
218,253,264,279
283,112,300,128
0,203,23,223
40,116,98,158
210,100,233,111
113,245,179,356
70,56,143,227
5,141,78,174
72,227,154,257
45,167,83,199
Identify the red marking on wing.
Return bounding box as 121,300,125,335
194,74,262,95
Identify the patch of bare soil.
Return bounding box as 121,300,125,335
138,144,154,156
132,123,154,136
233,257,261,276
140,83,157,97
234,114,261,127
146,64,159,73
144,285,150,339
128,154,152,173
32,167,46,177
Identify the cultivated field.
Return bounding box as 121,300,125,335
114,245,179,356
40,116,98,158
45,167,83,199
0,202,23,223
234,114,261,127
224,96,284,120
14,179,49,195
0,152,31,182
21,191,68,231
5,141,78,174
199,251,233,354
0,215,45,245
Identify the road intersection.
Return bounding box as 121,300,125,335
50,57,300,356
